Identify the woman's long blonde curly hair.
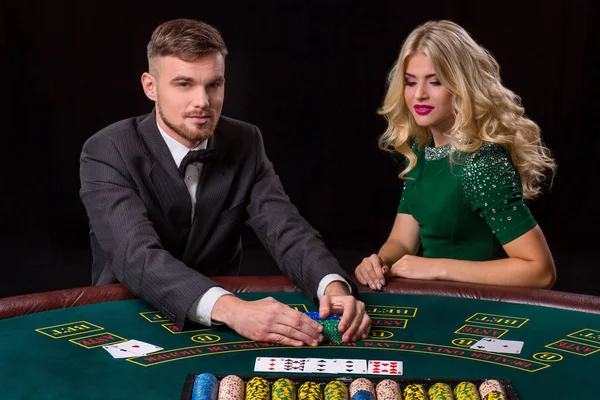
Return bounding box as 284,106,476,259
378,20,556,199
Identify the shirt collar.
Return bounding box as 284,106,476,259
157,122,208,168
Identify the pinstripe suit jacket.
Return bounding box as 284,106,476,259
80,110,355,328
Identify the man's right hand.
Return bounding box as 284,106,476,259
211,295,324,346
355,254,389,291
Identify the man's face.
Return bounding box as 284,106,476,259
142,53,225,148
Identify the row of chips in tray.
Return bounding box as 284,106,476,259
181,374,518,400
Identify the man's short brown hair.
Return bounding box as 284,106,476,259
147,18,228,72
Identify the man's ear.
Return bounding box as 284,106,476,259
141,72,157,101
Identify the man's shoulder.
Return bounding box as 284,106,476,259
88,113,151,143
83,113,151,154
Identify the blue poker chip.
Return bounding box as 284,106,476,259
305,311,321,320
351,390,375,400
192,373,218,400
304,312,341,321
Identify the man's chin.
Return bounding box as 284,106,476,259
188,127,214,143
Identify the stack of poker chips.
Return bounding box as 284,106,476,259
273,378,297,400
304,312,343,343
324,380,349,400
190,374,512,400
453,381,481,400
246,377,270,400
479,380,507,400
403,383,427,400
299,381,323,400
375,380,401,400
349,378,375,400
192,373,219,400
218,375,245,400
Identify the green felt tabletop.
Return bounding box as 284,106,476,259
1,292,599,399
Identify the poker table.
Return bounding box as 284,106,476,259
1,276,600,399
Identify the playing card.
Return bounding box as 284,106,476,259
280,357,307,373
305,358,336,373
470,338,524,354
254,357,307,373
102,345,139,359
334,359,367,374
111,339,163,356
254,357,284,372
367,360,403,375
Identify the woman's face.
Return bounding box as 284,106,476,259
404,52,455,138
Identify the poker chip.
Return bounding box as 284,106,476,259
304,312,341,321
350,390,374,400
298,381,322,400
272,378,296,400
302,312,343,344
324,380,349,400
375,379,402,400
482,393,507,400
479,380,506,400
192,373,219,400
305,312,322,320
428,382,453,400
349,378,374,398
246,377,271,400
321,320,344,343
402,384,427,400
453,381,481,400
218,375,245,400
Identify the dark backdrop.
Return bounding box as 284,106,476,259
1,0,598,298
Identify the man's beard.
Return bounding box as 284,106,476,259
158,105,216,145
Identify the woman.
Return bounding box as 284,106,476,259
355,20,557,290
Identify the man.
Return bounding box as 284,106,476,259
79,18,370,346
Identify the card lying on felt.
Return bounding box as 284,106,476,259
368,360,403,375
255,357,308,373
470,338,524,354
334,358,367,374
102,345,138,359
304,358,336,373
103,339,163,358
255,357,369,374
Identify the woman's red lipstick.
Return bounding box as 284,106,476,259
414,104,434,115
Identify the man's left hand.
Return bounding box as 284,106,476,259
319,281,371,343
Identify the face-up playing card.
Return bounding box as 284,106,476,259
102,345,139,359
254,357,283,372
470,338,524,354
109,339,163,356
280,357,307,373
367,360,403,375
254,357,307,373
304,358,336,373
334,359,367,374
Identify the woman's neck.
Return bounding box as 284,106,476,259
430,131,451,147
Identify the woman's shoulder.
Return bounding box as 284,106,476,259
462,142,511,169
461,141,519,191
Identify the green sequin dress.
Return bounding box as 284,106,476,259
397,142,537,261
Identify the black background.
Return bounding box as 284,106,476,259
2,0,598,298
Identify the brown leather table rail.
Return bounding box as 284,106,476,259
1,276,599,320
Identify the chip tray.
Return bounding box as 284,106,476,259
181,374,519,400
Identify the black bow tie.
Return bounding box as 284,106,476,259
178,148,218,177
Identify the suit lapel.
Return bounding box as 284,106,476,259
183,125,235,264
138,110,192,235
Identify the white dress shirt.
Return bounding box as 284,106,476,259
158,123,350,326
